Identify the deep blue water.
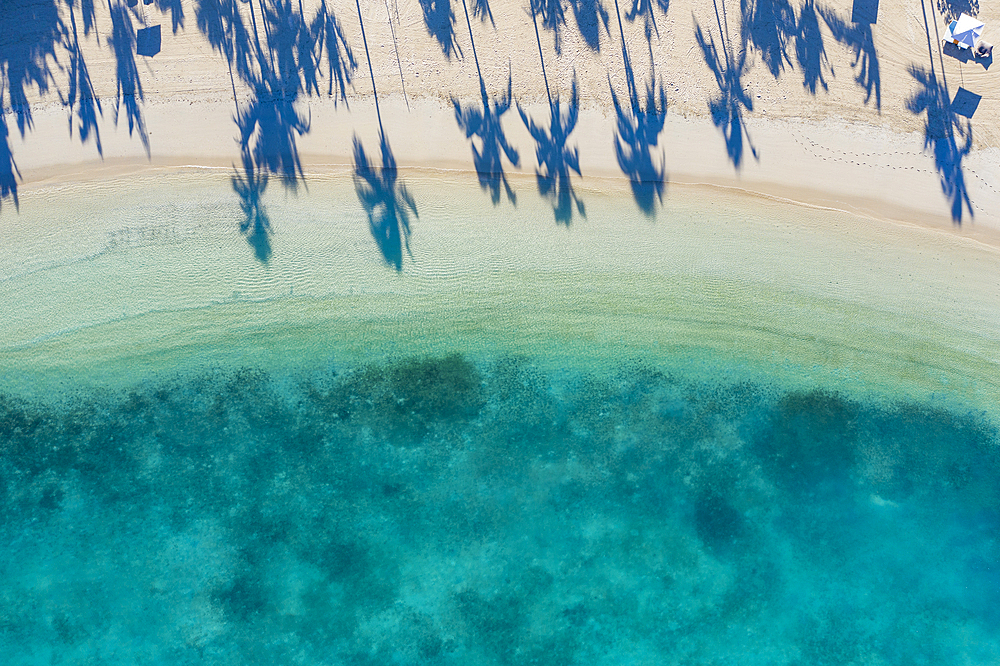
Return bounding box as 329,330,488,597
2,354,998,664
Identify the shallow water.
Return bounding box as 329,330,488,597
2,172,999,664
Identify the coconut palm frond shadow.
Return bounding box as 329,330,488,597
154,0,185,33
936,0,978,21
531,0,569,54
235,80,311,189
0,0,109,211
820,6,880,109
419,0,463,58
625,0,669,40
609,50,668,216
906,66,972,223
353,134,418,271
452,73,520,205
569,0,611,51
232,162,273,263
796,0,829,94
518,77,585,225
313,0,356,103
740,0,796,79
64,0,103,154
472,0,495,24
695,12,757,169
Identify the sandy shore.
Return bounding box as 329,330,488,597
3,0,1000,238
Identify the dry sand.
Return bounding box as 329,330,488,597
3,0,1000,237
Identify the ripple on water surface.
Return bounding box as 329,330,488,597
1,172,999,664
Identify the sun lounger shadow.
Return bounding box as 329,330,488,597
136,25,161,56
518,78,586,225
950,87,981,118
851,0,878,24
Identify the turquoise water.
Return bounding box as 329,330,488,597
2,172,1000,664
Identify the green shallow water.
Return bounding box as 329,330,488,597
1,172,999,664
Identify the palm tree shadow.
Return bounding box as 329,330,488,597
312,0,357,103
531,0,569,54
695,3,757,169
232,160,273,263
107,1,150,155
906,66,972,223
820,6,880,110
569,0,610,51
610,47,668,216
625,0,669,40
353,134,418,271
795,0,829,94
419,0,463,57
452,72,520,205
740,0,796,79
64,0,104,155
518,77,585,225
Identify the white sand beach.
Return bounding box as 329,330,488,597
3,0,1000,235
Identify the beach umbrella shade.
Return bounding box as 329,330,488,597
945,13,984,49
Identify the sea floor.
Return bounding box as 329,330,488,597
1,172,999,664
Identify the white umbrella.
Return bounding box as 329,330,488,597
945,13,985,50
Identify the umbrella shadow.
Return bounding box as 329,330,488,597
452,72,520,205
740,0,796,79
695,0,757,169
353,133,418,271
820,5,881,110
518,76,585,225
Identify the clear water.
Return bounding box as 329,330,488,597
2,172,999,664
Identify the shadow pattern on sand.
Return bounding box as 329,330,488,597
419,0,462,58
820,6,880,109
625,0,669,40
519,77,585,225
907,0,973,224
530,0,610,53
0,0,117,211
696,0,757,169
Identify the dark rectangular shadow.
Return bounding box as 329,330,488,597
137,25,161,57
851,0,878,24
942,40,974,63
951,87,982,118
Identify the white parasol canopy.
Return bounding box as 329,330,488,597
944,13,985,50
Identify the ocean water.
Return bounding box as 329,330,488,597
2,171,999,664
